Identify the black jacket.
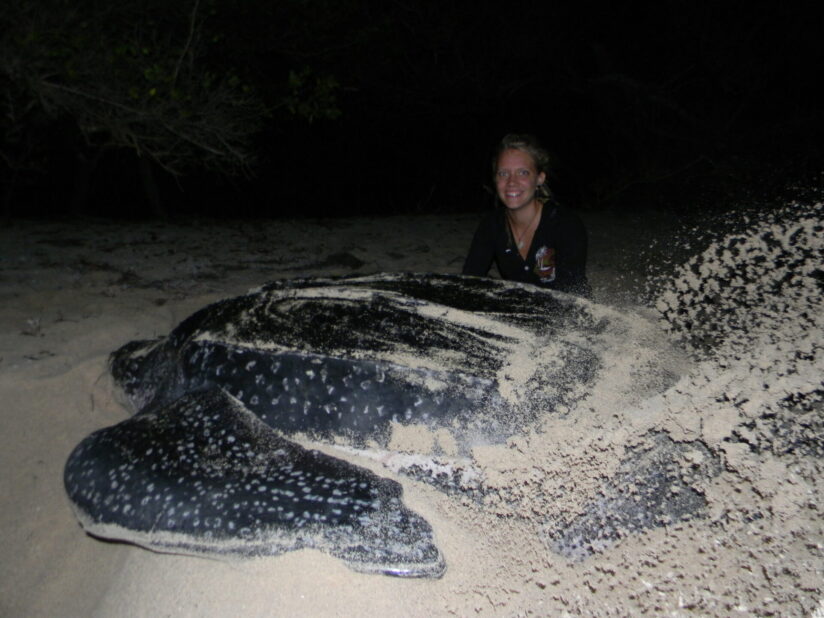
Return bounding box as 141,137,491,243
462,202,591,297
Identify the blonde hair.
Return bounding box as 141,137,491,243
492,133,554,200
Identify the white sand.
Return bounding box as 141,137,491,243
1,210,821,616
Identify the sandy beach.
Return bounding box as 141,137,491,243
1,208,821,617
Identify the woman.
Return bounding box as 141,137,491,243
462,134,591,297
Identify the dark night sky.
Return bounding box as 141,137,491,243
3,1,823,219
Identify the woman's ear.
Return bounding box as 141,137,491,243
538,171,546,186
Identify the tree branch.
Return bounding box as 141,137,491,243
172,0,200,89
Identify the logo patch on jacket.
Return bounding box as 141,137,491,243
533,246,556,282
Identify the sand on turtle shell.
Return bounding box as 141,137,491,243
0,210,820,617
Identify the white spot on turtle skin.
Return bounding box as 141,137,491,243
71,275,551,577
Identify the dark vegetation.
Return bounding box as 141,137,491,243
2,1,822,219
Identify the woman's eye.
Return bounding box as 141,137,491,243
517,169,530,176
497,171,509,178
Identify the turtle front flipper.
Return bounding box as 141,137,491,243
63,388,445,578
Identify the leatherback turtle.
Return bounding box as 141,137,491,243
63,272,632,577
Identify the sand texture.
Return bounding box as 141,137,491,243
1,209,821,617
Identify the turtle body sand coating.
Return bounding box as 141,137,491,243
64,272,686,577
108,273,602,444
65,273,612,577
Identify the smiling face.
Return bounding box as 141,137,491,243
494,148,546,212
